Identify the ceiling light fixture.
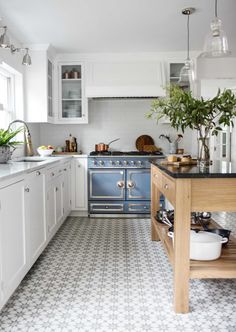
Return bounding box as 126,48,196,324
200,0,230,58
0,25,32,65
178,8,195,88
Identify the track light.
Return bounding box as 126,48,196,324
0,25,32,65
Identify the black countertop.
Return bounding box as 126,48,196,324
151,159,236,178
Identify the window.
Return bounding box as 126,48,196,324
0,66,15,129
220,126,231,161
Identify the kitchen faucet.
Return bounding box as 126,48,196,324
8,120,34,156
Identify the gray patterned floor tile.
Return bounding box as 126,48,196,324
0,214,236,331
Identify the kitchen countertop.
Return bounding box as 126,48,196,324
0,156,74,182
152,159,236,178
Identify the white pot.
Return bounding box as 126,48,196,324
168,230,228,261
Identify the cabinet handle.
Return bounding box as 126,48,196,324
55,187,58,192
164,183,168,189
36,171,41,176
117,181,125,189
51,172,54,176
77,164,80,168
127,181,135,189
82,114,85,117
25,187,30,192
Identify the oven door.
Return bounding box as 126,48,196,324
89,169,125,200
126,169,150,200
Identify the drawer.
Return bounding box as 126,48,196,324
89,202,124,213
152,166,162,190
127,202,150,213
161,173,175,205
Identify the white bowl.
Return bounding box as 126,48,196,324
37,148,54,157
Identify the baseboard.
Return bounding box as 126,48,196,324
69,210,89,217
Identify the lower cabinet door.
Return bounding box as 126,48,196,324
55,175,64,224
46,183,57,236
0,180,27,309
126,169,150,200
25,170,46,266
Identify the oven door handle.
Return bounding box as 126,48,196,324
117,180,125,189
127,181,135,189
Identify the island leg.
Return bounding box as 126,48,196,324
173,179,191,313
151,173,160,241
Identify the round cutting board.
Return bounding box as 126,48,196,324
135,135,154,151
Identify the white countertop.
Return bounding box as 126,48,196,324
0,155,78,182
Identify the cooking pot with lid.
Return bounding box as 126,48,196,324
168,230,228,260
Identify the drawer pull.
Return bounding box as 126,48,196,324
25,187,30,192
164,183,168,189
127,181,135,189
117,180,125,189
36,171,41,176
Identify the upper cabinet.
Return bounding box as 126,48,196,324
85,61,166,98
56,62,88,124
24,45,55,123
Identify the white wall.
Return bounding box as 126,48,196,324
39,99,198,155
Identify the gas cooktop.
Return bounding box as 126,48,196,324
89,151,163,156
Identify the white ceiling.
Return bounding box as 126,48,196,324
0,0,235,53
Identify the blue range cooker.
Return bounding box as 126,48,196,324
88,151,165,216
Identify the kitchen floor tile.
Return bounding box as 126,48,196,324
0,214,236,332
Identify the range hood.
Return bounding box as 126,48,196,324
85,61,166,98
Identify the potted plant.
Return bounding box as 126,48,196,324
0,127,23,163
146,85,236,166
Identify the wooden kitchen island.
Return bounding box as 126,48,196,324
151,161,236,314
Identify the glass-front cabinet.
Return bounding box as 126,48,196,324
58,63,88,123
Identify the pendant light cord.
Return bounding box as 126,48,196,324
215,0,218,17
187,12,190,60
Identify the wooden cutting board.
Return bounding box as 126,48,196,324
160,159,198,167
135,135,154,151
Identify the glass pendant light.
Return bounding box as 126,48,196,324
178,8,195,89
0,26,10,48
200,0,230,58
22,48,32,66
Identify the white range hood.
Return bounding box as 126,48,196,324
85,61,166,98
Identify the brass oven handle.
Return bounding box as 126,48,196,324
117,180,125,189
127,181,135,189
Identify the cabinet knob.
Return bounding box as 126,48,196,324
25,187,30,192
164,183,168,189
77,164,80,168
36,171,41,176
51,172,54,176
64,168,67,171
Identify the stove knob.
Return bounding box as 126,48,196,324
109,160,114,166
130,160,135,166
92,160,97,166
123,160,128,166
116,160,121,166
137,160,143,166
98,160,104,166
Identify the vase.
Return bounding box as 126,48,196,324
198,137,210,167
169,142,178,154
0,146,12,163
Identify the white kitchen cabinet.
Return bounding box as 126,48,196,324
85,61,166,98
56,62,88,124
0,179,27,309
55,174,64,224
63,162,72,217
46,182,57,236
72,157,88,212
24,169,46,267
24,45,55,123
